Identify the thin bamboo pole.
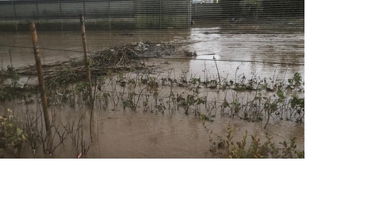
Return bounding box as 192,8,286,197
30,22,53,154
80,15,95,155
80,15,92,89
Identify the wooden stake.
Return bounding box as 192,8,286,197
213,56,221,85
30,22,53,154
80,15,92,89
80,15,95,152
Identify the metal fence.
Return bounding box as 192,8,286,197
0,0,192,28
192,0,303,19
0,0,304,30
0,0,136,19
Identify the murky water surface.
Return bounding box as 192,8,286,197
0,26,303,79
0,24,304,158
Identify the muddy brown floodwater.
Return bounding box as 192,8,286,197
3,102,303,158
0,26,304,80
0,22,304,158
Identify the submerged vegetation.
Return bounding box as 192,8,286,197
206,124,303,158
45,70,304,127
0,109,26,157
0,66,36,102
0,42,304,158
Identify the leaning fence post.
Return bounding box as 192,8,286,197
30,22,53,155
80,15,95,153
80,15,92,91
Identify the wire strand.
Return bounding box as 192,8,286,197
0,44,303,66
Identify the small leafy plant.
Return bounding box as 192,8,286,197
207,124,304,158
0,109,27,157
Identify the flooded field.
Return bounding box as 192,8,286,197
0,23,304,78
0,21,304,158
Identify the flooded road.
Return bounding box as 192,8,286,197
0,23,304,158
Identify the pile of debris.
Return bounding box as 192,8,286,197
10,42,180,90
91,42,176,67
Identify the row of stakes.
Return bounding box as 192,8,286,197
29,15,94,156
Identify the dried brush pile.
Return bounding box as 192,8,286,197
9,42,178,89
91,42,176,67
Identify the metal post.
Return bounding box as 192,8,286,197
108,0,111,31
159,0,162,29
30,22,53,155
35,0,39,20
83,0,86,18
256,0,263,19
59,0,63,31
8,49,13,67
12,0,17,31
12,0,16,19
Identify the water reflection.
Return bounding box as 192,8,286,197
0,27,303,81
186,27,304,81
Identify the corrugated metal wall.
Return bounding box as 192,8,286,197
192,0,303,19
0,0,137,19
0,0,192,28
136,0,191,28
0,0,304,29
